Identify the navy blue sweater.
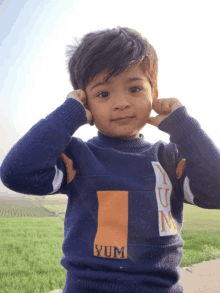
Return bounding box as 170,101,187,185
1,98,220,293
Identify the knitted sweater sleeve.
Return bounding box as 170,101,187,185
0,98,87,196
158,106,220,209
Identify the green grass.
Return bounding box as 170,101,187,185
0,217,65,293
0,195,220,293
180,204,220,267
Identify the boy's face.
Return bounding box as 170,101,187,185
85,64,158,139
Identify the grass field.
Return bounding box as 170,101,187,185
0,194,220,293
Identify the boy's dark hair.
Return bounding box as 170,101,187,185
66,26,158,96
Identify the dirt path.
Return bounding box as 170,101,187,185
180,258,220,292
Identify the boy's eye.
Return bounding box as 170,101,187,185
97,87,141,98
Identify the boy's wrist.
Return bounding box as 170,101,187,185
66,91,94,126
66,91,84,107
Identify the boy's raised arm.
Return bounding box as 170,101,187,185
0,90,91,196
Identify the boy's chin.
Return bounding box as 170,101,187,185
99,129,139,139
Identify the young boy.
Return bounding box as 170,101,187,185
1,26,220,293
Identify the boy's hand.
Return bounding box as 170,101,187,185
147,98,183,128
66,90,94,126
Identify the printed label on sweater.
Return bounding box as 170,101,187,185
94,191,128,259
151,162,177,236
93,163,177,259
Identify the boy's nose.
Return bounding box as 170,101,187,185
113,95,131,109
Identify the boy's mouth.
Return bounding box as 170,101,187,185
112,116,135,121
112,116,135,123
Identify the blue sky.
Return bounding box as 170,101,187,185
1,0,69,120
0,0,220,192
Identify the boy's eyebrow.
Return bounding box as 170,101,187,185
90,77,144,91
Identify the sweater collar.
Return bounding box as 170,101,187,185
89,131,151,149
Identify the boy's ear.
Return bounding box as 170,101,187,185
84,104,89,111
84,100,92,113
84,99,90,111
153,88,158,101
83,89,90,110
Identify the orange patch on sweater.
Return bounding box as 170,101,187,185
94,191,128,259
176,159,186,179
60,153,76,184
